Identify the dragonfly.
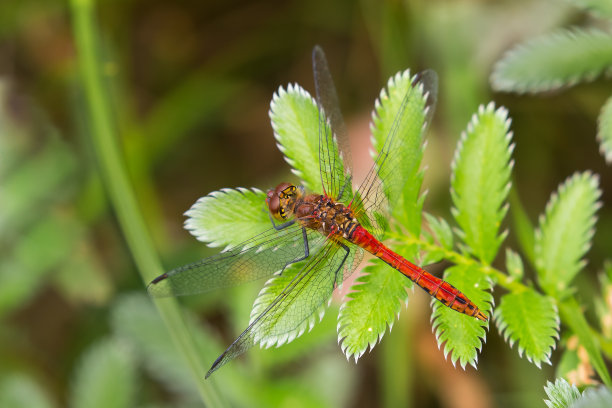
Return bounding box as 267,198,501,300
148,46,487,378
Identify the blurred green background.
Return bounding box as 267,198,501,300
1,0,611,407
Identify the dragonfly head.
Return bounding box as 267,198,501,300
266,182,300,220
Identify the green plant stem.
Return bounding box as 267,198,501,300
394,232,612,385
70,0,225,405
393,233,526,293
559,299,612,387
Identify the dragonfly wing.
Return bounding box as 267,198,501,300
312,46,353,202
148,224,325,297
352,70,438,239
206,240,358,377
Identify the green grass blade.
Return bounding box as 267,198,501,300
491,28,612,93
509,187,536,265
451,103,513,264
69,339,136,408
269,84,329,192
337,257,412,361
69,1,224,405
560,297,612,386
597,94,612,164
431,265,491,369
494,289,559,368
543,378,581,408
184,187,269,248
535,172,601,293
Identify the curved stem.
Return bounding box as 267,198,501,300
70,0,225,405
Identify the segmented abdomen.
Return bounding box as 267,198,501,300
349,226,487,321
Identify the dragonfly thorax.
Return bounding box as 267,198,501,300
266,182,303,220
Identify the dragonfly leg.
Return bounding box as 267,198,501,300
278,227,310,276
332,242,350,288
268,214,295,230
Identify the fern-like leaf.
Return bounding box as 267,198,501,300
338,257,412,361
184,187,270,249
494,289,559,368
535,172,601,293
451,103,513,264
543,378,581,408
249,237,360,349
337,70,433,360
597,94,612,164
69,338,136,408
269,84,331,192
491,28,612,93
370,70,431,232
431,265,491,369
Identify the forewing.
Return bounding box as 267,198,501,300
148,224,324,297
312,46,353,202
206,239,360,377
352,70,437,238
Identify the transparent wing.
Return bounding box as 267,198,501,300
351,70,438,239
148,223,325,297
206,239,363,378
312,45,353,202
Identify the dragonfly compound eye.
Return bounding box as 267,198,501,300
266,189,281,218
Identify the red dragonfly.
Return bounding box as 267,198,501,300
148,46,487,378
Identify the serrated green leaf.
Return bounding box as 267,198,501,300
535,172,601,293
571,386,612,408
0,374,54,408
505,248,524,281
424,213,454,250
567,0,612,19
431,265,491,369
491,28,612,93
184,187,270,249
597,94,612,164
69,338,136,408
494,289,559,368
337,258,411,361
451,103,513,264
370,70,430,233
248,241,342,348
269,84,330,193
543,378,581,408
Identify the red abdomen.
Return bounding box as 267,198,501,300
350,226,487,321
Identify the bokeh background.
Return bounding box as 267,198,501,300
1,0,611,407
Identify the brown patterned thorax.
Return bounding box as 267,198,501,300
294,194,359,239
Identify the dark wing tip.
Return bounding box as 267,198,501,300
150,273,169,285
205,352,227,379
147,273,172,297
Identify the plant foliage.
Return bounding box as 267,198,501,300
544,378,581,408
494,289,559,368
534,172,601,294
450,103,513,264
